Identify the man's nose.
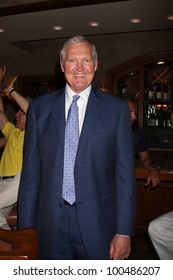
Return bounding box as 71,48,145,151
76,61,84,70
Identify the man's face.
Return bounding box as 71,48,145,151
60,42,98,93
15,110,26,131
128,101,137,124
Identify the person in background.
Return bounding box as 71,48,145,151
148,210,173,259
124,95,171,259
18,35,136,260
0,65,30,229
123,94,161,188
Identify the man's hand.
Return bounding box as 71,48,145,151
4,75,17,94
109,234,131,260
145,168,161,189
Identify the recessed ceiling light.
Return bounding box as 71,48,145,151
157,61,165,65
167,15,173,21
52,25,63,31
0,28,5,33
130,18,141,24
88,21,100,27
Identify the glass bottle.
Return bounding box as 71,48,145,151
148,84,154,100
121,80,127,96
155,81,162,100
163,81,169,100
162,105,168,127
157,105,162,127
147,104,151,126
149,105,156,126
166,105,171,127
154,105,158,127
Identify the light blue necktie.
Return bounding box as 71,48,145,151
62,95,80,205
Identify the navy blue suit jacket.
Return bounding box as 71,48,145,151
18,87,136,259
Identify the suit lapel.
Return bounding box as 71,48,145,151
51,89,65,153
78,88,103,151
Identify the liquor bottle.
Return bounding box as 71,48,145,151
121,80,127,96
154,105,159,126
166,105,171,127
147,104,151,126
148,84,154,100
156,105,162,127
163,81,169,100
149,105,156,126
162,105,169,127
155,81,162,100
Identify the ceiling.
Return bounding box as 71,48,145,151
0,0,173,56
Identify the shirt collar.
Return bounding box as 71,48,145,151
65,84,91,103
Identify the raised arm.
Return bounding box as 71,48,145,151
4,76,29,114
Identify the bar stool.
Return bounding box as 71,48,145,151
0,227,39,259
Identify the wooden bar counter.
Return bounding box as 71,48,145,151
135,158,173,238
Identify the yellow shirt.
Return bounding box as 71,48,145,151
0,122,25,176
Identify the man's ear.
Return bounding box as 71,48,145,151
94,60,98,72
60,61,65,73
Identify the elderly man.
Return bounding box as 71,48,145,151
18,35,136,260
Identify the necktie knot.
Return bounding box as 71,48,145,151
72,94,80,103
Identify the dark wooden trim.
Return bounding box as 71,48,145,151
0,0,129,17
106,50,173,92
107,51,173,77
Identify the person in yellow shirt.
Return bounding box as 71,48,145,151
0,65,30,229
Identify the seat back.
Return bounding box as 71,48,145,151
0,227,39,260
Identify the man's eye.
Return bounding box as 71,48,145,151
83,59,90,64
68,59,76,64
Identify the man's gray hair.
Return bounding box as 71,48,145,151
60,35,98,64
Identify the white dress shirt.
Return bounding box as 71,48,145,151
65,84,91,135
